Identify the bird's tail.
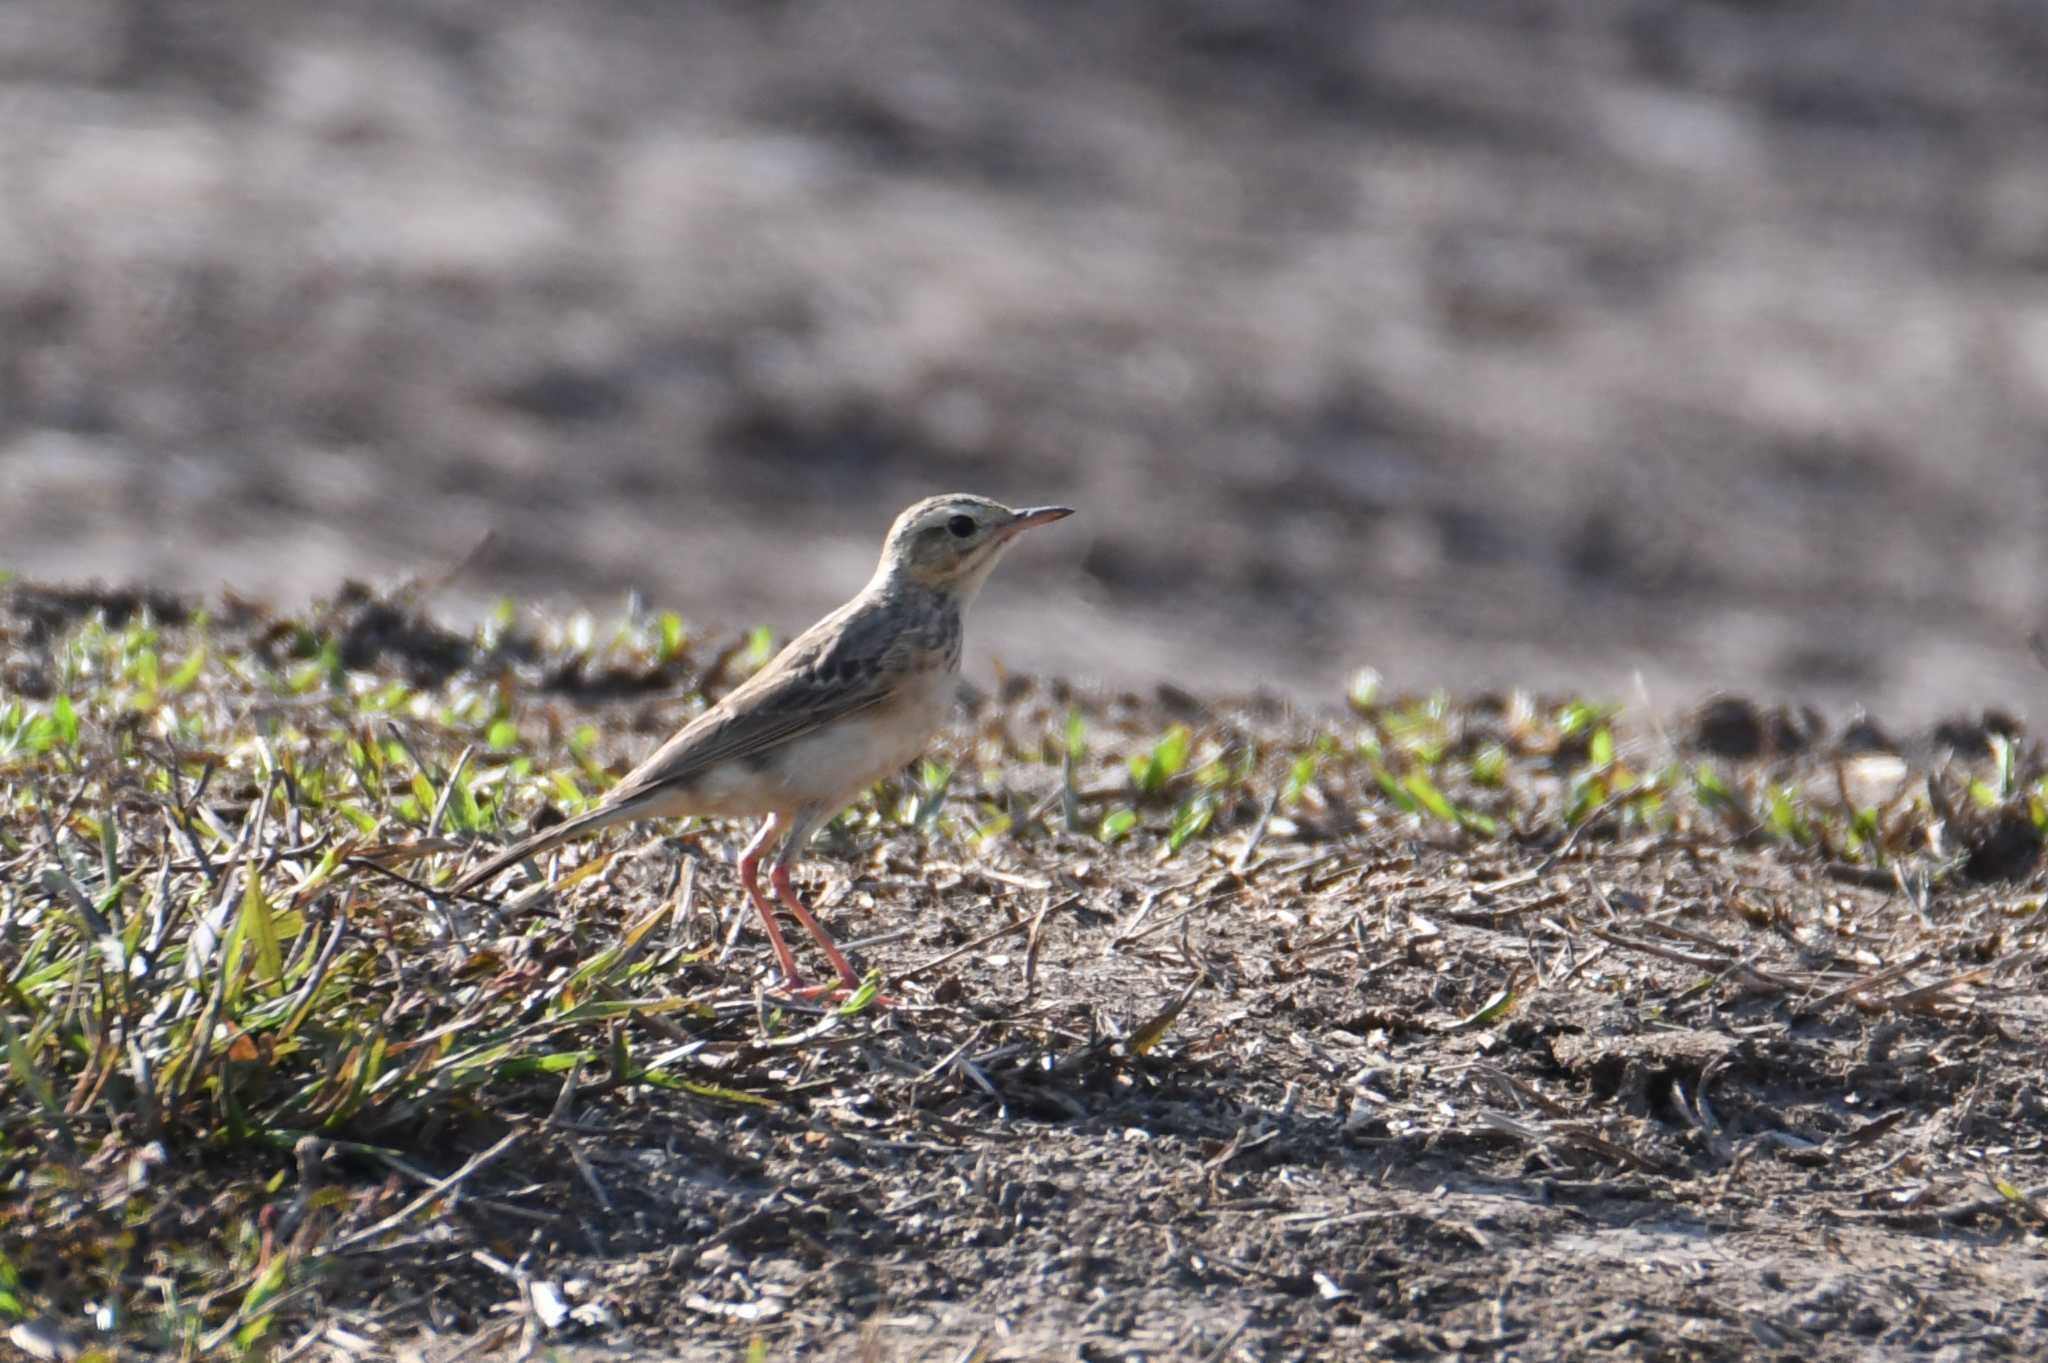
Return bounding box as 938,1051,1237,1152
449,795,649,896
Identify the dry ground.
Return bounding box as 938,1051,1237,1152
4,582,2048,1361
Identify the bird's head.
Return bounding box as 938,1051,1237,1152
874,494,1073,600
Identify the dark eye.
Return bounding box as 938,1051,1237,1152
946,514,977,538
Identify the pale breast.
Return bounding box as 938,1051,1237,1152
685,666,955,817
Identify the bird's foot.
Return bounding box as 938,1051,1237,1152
771,976,898,1011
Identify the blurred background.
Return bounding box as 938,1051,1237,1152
3,0,2045,721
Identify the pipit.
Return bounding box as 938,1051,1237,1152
451,494,1073,996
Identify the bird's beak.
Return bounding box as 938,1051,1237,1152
1000,505,1074,539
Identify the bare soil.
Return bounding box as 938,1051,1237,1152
408,823,2048,1362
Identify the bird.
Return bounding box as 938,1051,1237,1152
450,494,1074,997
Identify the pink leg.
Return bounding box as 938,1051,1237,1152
737,817,807,989
767,862,863,991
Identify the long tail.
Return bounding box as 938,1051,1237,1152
449,795,651,896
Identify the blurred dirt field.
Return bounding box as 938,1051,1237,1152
4,0,2047,714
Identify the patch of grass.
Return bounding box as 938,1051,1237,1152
0,590,794,1355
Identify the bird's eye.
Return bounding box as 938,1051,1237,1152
946,514,977,539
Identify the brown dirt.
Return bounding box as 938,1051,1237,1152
404,822,2048,1362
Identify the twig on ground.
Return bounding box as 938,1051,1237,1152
328,1129,527,1255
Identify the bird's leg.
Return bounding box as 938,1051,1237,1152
736,815,808,990
766,804,883,1001
767,862,862,992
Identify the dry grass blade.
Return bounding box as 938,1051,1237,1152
1128,970,1204,1056
1590,925,1802,993
327,1129,526,1255
895,898,1077,984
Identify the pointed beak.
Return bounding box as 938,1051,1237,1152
1001,505,1074,538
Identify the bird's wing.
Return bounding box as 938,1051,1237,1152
603,595,932,804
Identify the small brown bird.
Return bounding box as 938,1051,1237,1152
452,494,1073,996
